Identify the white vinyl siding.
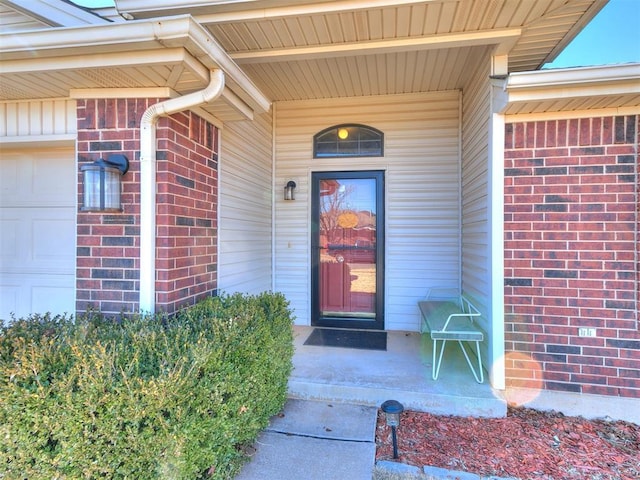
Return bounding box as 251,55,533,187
0,100,77,139
275,91,461,331
461,54,491,310
460,48,500,377
218,111,274,294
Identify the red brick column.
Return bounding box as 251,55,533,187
76,99,218,316
156,111,218,312
504,115,639,398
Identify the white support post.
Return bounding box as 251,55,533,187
488,73,507,391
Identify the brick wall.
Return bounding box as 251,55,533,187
156,112,218,312
76,98,219,316
504,115,639,398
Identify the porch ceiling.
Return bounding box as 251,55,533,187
1,0,607,109
114,0,608,102
237,45,493,100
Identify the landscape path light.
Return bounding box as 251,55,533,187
381,399,404,459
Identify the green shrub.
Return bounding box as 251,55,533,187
0,292,294,479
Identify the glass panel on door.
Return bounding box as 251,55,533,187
312,171,384,329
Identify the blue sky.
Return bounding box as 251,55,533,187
544,0,640,68
74,0,639,69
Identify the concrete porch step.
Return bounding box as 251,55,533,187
290,327,506,418
288,379,506,418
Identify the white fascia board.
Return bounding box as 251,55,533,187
178,17,271,113
115,0,261,18
1,48,207,78
69,87,177,99
0,15,196,59
2,0,109,26
507,64,640,92
116,0,452,20
0,15,271,113
232,28,521,64
0,134,77,147
504,63,640,107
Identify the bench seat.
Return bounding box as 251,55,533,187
418,301,484,341
418,290,484,383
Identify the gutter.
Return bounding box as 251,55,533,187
498,63,640,115
507,63,640,90
0,15,270,115
139,68,225,313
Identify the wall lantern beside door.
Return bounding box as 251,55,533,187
81,154,129,212
284,180,297,201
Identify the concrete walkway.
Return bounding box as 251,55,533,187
236,399,377,480
237,328,505,479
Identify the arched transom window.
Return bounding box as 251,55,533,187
313,124,384,158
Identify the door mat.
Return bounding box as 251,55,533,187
303,328,387,351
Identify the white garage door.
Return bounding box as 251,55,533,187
0,147,76,323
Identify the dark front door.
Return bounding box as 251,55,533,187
311,171,384,330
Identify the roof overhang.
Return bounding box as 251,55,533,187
0,15,271,121
1,0,108,27
0,1,622,107
502,63,640,117
107,0,608,101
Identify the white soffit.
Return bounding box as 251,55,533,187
0,4,50,31
0,0,108,28
503,63,640,115
112,1,606,101
0,15,271,121
1,1,609,104
241,45,492,101
199,0,603,100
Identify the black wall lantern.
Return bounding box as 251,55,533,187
81,154,129,212
284,180,296,201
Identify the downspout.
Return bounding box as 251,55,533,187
271,102,277,292
139,68,225,313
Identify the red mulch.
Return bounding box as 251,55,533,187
375,407,640,479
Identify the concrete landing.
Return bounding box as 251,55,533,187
236,399,377,480
289,327,506,418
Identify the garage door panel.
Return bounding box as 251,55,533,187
0,148,76,321
0,218,19,259
0,159,19,198
1,274,75,322
1,208,75,272
0,284,19,322
32,154,76,201
31,212,75,267
32,284,76,316
1,149,75,206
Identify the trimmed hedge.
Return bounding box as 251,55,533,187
0,292,294,479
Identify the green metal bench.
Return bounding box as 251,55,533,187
418,288,484,383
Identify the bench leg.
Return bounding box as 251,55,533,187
432,339,447,380
457,340,484,383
